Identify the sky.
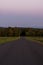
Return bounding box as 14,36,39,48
0,0,43,28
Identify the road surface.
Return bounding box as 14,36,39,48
0,37,43,65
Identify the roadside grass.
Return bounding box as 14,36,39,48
0,37,20,44
26,37,43,44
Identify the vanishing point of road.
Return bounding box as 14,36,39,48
0,37,43,65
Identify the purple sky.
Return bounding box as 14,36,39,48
0,0,43,28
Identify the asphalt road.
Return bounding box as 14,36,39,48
0,37,43,65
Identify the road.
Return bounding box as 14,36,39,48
0,37,43,65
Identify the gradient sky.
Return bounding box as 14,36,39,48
0,0,43,28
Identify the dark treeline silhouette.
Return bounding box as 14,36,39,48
0,27,43,37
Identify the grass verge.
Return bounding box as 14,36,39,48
26,37,43,44
0,37,20,45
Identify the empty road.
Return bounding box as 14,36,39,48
0,37,43,65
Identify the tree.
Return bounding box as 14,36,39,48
7,27,13,37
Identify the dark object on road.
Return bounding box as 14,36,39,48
20,30,26,36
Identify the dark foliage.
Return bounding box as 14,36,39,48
0,27,43,37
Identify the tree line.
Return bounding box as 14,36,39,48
0,27,43,37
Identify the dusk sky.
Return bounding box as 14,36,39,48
0,0,43,28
